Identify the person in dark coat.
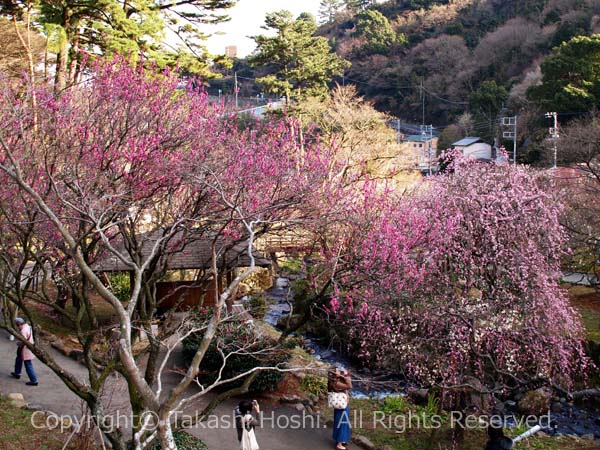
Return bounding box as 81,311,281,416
484,422,513,450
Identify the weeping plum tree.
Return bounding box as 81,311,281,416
557,113,600,290
325,158,589,401
0,59,335,449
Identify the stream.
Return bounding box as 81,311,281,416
262,278,397,396
260,277,600,441
262,278,366,386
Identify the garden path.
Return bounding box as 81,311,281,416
0,329,357,450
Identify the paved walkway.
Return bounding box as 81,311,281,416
185,397,356,450
0,329,357,450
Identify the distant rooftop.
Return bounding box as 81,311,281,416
405,134,434,142
452,137,484,147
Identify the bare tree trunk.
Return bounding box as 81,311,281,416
89,400,128,450
54,9,72,92
44,36,49,81
158,417,177,450
11,5,37,129
68,39,79,83
55,43,68,92
144,332,161,386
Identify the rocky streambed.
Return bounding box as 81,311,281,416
261,276,600,442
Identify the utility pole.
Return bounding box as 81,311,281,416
421,124,433,176
428,124,433,175
501,115,518,165
420,78,425,128
234,71,238,109
545,112,559,168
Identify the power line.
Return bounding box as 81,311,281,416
212,73,470,110
336,76,413,90
399,118,504,136
421,87,468,105
334,76,468,106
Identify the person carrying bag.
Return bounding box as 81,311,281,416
10,317,38,386
327,366,352,450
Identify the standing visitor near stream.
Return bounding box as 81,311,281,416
328,366,352,450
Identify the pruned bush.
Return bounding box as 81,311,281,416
107,273,131,302
248,294,267,320
301,375,327,397
182,322,290,392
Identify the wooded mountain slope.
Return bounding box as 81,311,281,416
319,0,600,125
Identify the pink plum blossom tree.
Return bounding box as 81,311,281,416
326,158,589,402
0,59,335,449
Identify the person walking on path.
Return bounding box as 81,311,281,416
10,317,38,386
235,399,260,450
327,366,352,450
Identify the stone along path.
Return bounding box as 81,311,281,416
0,329,358,450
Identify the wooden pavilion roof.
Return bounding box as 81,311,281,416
93,229,271,273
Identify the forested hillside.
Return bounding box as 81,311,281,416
319,0,599,124
248,0,589,163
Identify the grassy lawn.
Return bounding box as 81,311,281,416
569,285,600,344
317,398,599,450
0,396,72,450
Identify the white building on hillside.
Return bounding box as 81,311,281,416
452,137,492,161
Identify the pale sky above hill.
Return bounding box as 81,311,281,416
204,0,322,57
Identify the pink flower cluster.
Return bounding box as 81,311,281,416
324,160,590,394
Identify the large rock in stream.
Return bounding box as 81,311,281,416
518,388,553,416
276,313,304,330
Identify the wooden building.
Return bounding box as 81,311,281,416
93,229,271,313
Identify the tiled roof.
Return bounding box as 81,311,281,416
93,228,271,272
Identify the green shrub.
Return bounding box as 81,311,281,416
279,257,302,272
147,431,208,450
282,336,302,350
182,322,290,392
301,375,327,397
248,294,267,320
290,279,312,316
444,22,464,35
382,396,407,415
424,393,439,417
107,272,131,302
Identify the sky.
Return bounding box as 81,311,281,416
203,0,322,57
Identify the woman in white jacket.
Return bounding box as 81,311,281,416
236,399,260,450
